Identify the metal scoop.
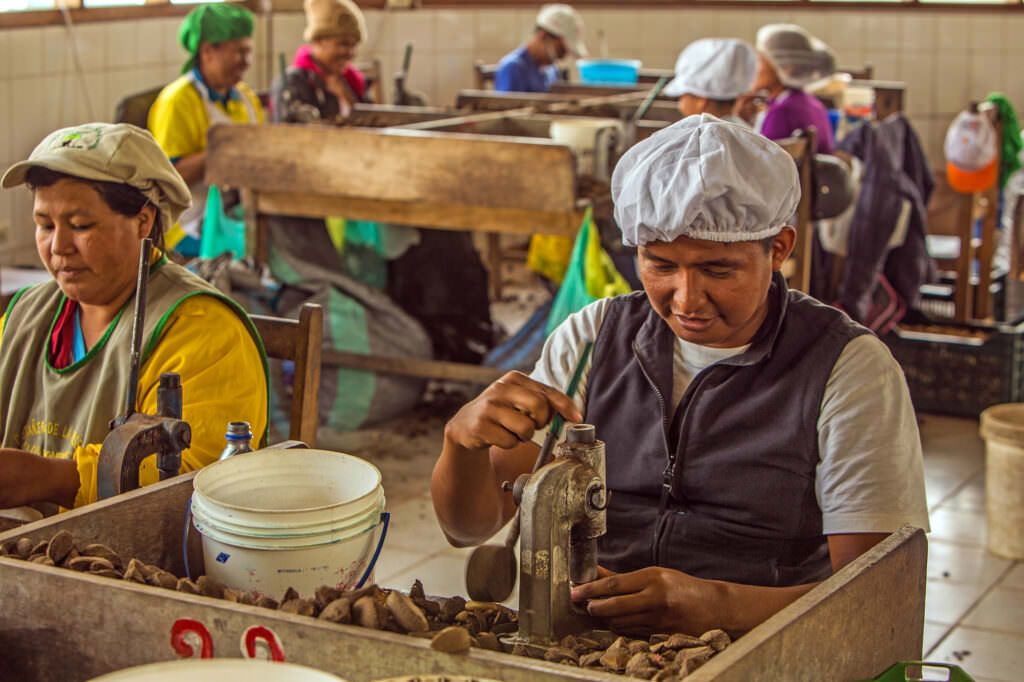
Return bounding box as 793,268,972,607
465,343,594,603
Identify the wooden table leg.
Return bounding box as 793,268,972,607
487,232,503,301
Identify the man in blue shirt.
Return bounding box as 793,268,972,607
494,4,588,93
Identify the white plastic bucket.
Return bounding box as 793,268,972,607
89,660,347,681
192,449,386,598
550,118,623,176
980,405,1024,559
549,118,622,153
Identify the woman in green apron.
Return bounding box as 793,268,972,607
0,123,268,509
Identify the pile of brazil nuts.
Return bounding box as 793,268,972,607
1,531,730,680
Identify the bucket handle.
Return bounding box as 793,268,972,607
183,495,195,581
183,502,390,589
354,511,390,590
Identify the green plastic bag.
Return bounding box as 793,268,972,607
986,93,1022,188
545,208,631,336
325,217,346,253
199,185,246,260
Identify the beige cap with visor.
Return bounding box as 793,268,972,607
1,123,192,233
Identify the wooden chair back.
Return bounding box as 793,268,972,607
926,104,1003,321
113,86,164,129
475,61,498,90
776,130,818,293
250,303,323,447
840,64,875,81
356,58,384,104
935,186,1000,322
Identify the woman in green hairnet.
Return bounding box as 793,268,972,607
148,3,265,258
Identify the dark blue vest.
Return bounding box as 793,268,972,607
586,273,869,586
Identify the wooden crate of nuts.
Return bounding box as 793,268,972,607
0,473,926,682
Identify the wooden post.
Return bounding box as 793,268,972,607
250,304,324,446
240,187,260,262
953,192,976,323
487,233,504,301
778,131,816,294
1012,195,1024,281
974,189,999,321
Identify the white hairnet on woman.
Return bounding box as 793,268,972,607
755,24,835,89
664,38,758,126
751,24,837,153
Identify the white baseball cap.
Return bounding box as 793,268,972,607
663,38,758,100
536,4,588,58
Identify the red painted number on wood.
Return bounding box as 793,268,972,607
171,618,214,659
241,625,285,662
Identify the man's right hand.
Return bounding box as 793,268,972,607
443,371,583,452
433,372,581,546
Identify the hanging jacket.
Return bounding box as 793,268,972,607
833,115,936,326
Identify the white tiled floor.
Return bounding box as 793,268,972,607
886,415,1024,681
371,413,1024,680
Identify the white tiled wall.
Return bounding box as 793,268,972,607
262,6,1024,166
2,6,1023,264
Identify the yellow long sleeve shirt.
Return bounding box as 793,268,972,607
0,294,268,507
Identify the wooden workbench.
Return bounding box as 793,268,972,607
453,89,681,123
0,473,927,681
206,123,585,251
550,81,676,101
347,104,459,128
395,110,668,145
206,122,585,384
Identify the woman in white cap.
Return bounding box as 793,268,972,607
753,24,836,154
664,38,757,126
0,123,268,509
273,0,370,123
494,4,588,93
432,116,927,635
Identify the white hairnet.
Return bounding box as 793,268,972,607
663,38,757,100
756,24,835,90
611,114,801,246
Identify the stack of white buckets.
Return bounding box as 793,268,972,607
191,449,387,598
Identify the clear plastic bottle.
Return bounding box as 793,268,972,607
219,421,253,461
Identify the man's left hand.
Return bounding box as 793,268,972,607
570,566,727,636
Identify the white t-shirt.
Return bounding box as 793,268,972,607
530,297,931,536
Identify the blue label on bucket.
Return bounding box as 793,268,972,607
216,552,231,564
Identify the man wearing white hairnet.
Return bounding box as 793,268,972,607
664,38,757,126
432,117,927,635
753,24,836,154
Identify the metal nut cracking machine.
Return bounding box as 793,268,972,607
511,423,608,644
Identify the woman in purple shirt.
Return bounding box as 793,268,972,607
752,24,836,154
